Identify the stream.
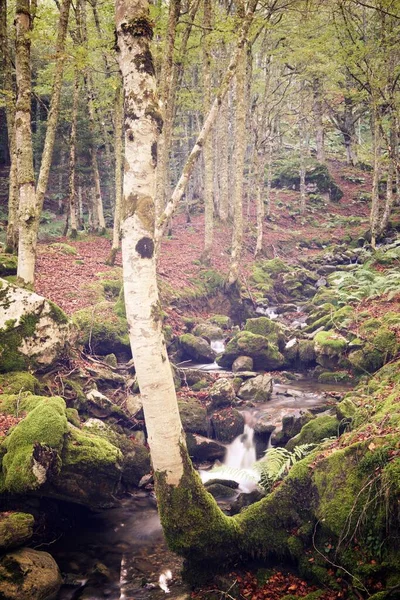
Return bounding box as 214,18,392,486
53,375,350,600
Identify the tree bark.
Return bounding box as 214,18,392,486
370,105,381,249
313,78,325,163
379,113,397,237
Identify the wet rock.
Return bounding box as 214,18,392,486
177,368,215,387
217,331,284,371
186,433,226,461
232,356,254,372
210,408,245,443
286,414,339,451
271,411,314,446
209,378,236,408
179,334,217,363
237,374,273,403
204,482,237,498
0,547,62,600
314,331,348,370
230,489,265,515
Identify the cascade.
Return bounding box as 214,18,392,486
224,424,257,469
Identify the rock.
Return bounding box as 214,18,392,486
103,353,118,368
84,388,127,420
179,334,217,363
210,408,244,443
230,489,265,515
178,397,208,435
286,415,339,451
0,547,62,600
271,411,314,446
72,301,131,357
0,371,39,394
125,394,144,418
209,378,236,408
204,482,237,498
0,278,70,373
244,317,285,350
193,323,224,340
0,512,34,550
207,315,233,330
237,374,273,403
336,398,357,421
0,253,17,276
177,368,215,387
314,331,347,370
216,331,284,371
232,356,254,372
186,433,226,461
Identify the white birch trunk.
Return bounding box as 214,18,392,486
202,0,213,264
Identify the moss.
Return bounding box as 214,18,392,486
0,512,34,549
47,301,69,325
314,331,347,352
155,449,239,566
207,315,232,330
348,346,384,375
0,254,18,276
317,371,352,383
178,398,208,435
50,242,78,255
298,340,316,364
244,317,283,344
191,379,209,391
0,372,38,394
73,301,130,355
286,415,339,451
66,408,81,427
217,331,284,371
0,392,50,415
63,426,122,471
2,397,68,493
0,309,42,373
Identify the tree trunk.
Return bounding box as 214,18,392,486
17,0,71,284
68,67,79,239
202,0,213,265
15,0,37,284
379,114,397,237
313,78,325,163
370,106,381,249
218,92,230,222
227,40,247,285
107,82,123,266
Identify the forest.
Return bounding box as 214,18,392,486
0,0,399,599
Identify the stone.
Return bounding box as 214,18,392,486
216,331,284,371
0,512,34,550
179,333,217,363
232,356,254,372
237,374,273,403
178,397,208,435
0,548,62,600
186,433,226,461
193,323,224,341
125,394,144,419
0,278,70,373
209,378,236,408
210,408,244,443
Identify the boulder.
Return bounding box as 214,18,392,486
232,356,254,372
0,512,34,550
244,317,285,350
72,301,130,357
178,397,208,435
0,253,18,276
0,548,62,600
286,414,339,451
179,333,217,363
210,408,244,443
314,331,347,369
237,374,273,403
186,433,226,461
193,323,224,340
209,378,236,408
216,331,284,371
0,278,70,373
207,315,233,330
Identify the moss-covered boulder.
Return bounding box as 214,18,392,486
186,433,226,461
0,512,34,550
0,279,70,372
210,407,244,443
237,374,273,403
232,356,254,372
244,317,285,350
178,397,208,435
314,331,347,369
72,301,130,356
271,159,343,201
193,323,224,341
0,253,18,276
207,315,232,330
0,547,62,600
179,333,217,363
0,371,39,394
286,415,339,451
217,331,284,371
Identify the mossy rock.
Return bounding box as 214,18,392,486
0,279,70,372
0,254,18,276
0,372,39,395
272,159,343,202
286,415,339,451
209,378,236,408
347,346,385,375
72,301,130,356
210,407,244,443
192,323,224,341
217,331,284,371
0,547,62,600
50,242,78,256
179,333,216,363
298,340,316,365
244,317,285,349
0,512,34,550
178,398,208,435
336,397,357,421
207,315,232,330
1,396,68,494
314,331,347,369
317,371,352,384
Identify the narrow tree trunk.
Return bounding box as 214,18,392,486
265,133,273,217
254,144,263,256
227,40,247,285
299,112,308,216
370,107,381,249
107,82,123,266
15,0,37,284
17,0,71,284
155,0,258,245
77,185,84,229
201,0,213,265
68,67,79,239
379,115,397,237
313,78,325,163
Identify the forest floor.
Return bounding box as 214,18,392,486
33,158,374,323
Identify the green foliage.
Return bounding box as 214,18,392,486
329,266,400,304
255,445,315,493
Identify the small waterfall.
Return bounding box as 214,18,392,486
255,305,278,319
210,339,225,353
224,424,257,470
